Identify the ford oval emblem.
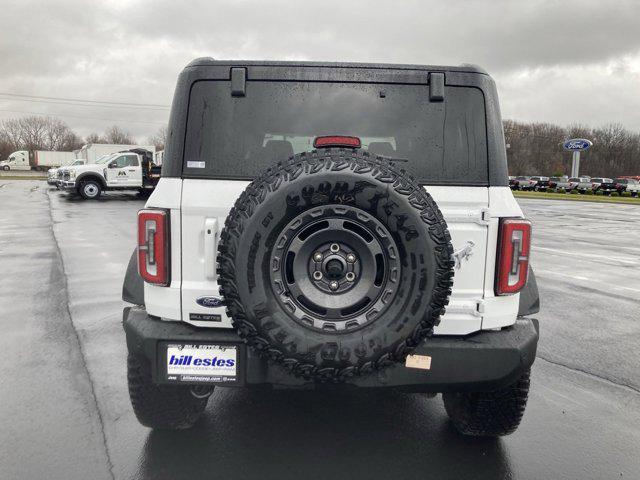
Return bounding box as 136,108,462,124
563,138,592,151
196,296,225,308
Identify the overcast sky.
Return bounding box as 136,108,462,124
1,0,639,142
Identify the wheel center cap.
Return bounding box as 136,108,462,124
325,259,344,279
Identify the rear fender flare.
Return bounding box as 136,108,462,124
518,266,540,316
123,248,144,306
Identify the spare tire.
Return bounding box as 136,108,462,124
217,149,454,382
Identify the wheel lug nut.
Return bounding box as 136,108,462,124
313,271,323,280
346,254,356,263
329,281,339,291
330,243,340,253
346,272,355,282
313,252,323,262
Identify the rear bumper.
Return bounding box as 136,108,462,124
123,307,539,392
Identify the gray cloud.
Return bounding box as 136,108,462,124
1,0,639,140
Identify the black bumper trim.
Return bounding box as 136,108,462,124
123,307,538,392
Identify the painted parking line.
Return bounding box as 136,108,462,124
536,269,640,295
536,270,590,281
534,246,639,265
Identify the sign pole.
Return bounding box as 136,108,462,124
564,139,591,176
571,150,580,178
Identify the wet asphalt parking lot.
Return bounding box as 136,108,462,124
1,180,639,480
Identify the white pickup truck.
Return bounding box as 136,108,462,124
59,148,161,199
47,159,87,186
568,176,592,193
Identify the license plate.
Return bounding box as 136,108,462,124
163,343,239,384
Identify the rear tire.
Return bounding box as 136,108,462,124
442,369,531,437
127,354,210,430
79,180,102,200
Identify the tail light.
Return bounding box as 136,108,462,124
313,136,361,149
495,218,531,295
138,209,170,286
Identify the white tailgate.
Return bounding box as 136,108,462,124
175,181,520,335
180,179,249,327
427,186,489,335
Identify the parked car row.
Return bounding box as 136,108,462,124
509,175,640,196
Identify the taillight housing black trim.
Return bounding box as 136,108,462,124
137,209,170,286
495,218,531,296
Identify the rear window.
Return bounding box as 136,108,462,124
183,81,488,184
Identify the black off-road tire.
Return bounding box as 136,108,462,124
127,354,210,430
442,369,531,437
217,149,454,383
78,179,102,200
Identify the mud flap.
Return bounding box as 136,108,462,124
122,248,144,306
518,266,539,316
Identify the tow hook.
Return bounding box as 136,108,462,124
190,385,214,399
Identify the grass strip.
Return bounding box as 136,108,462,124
514,190,640,205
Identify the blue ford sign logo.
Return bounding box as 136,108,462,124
563,139,592,151
196,296,225,308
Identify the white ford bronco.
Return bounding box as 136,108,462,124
122,59,540,436
60,148,160,199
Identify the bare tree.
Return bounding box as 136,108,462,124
147,125,167,150
60,131,84,151
0,131,14,160
85,132,106,144
43,117,84,151
0,116,82,152
104,125,134,144
0,118,23,151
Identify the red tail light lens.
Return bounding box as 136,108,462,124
495,218,531,295
313,136,361,149
138,209,170,286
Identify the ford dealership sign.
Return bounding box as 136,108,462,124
563,139,593,151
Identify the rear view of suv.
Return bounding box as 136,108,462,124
122,59,540,437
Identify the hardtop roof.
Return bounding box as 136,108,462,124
184,57,489,75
